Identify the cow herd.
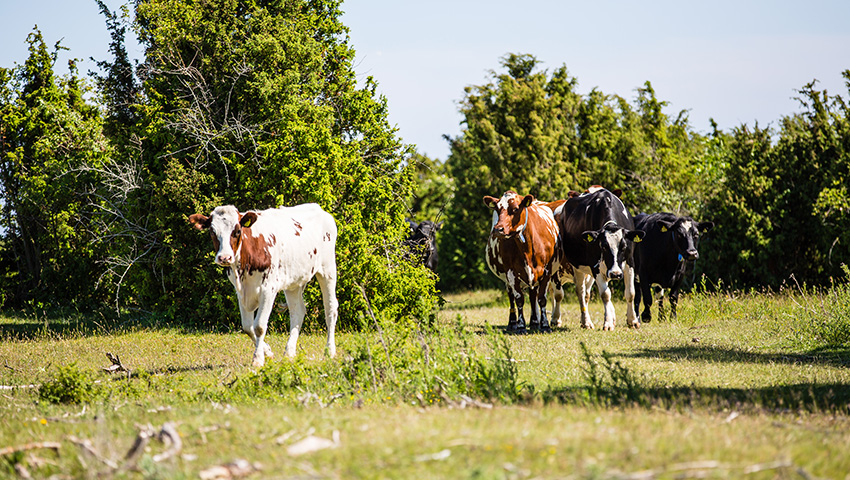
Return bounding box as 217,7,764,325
483,186,713,333
188,187,711,364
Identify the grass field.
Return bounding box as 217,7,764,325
1,287,849,479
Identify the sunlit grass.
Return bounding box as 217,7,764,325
1,288,849,478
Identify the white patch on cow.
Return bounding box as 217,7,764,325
603,229,624,277
553,202,565,217
209,205,241,266
491,210,499,229
681,220,693,232
506,270,516,289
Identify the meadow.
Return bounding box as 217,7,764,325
1,285,849,479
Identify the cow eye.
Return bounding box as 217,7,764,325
232,227,241,238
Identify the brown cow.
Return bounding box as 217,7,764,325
484,191,561,334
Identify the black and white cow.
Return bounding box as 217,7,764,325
633,212,714,322
558,187,644,330
404,220,442,272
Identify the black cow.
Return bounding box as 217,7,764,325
404,220,441,272
558,187,644,330
633,212,714,322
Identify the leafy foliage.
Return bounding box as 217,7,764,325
698,73,850,288
0,30,110,306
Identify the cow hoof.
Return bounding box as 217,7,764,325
538,325,552,334
581,323,594,330
602,324,614,331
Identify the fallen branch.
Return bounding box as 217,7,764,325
0,442,61,457
199,459,263,479
103,352,131,377
152,422,182,463
67,436,118,470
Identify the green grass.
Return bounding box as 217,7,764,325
1,288,849,478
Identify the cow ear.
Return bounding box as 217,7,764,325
568,190,580,198
627,230,645,243
698,221,715,233
520,194,535,209
611,188,623,198
659,220,674,233
240,212,258,228
582,231,598,243
483,196,499,209
436,221,444,230
188,214,210,230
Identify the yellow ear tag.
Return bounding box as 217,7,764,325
634,236,642,243
585,233,595,242
243,218,253,228
661,226,668,232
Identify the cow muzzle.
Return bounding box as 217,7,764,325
215,254,235,267
607,270,623,280
686,250,699,260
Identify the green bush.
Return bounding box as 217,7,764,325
38,363,99,405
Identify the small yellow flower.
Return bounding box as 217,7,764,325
40,418,47,425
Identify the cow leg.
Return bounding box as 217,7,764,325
316,272,339,358
509,283,528,335
549,276,564,327
536,279,552,333
250,291,277,368
528,285,540,331
576,269,594,329
239,302,260,365
637,280,652,323
654,286,666,321
624,264,640,329
669,287,680,321
597,273,616,331
283,287,307,358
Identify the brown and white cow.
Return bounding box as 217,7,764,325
484,191,562,334
189,204,338,367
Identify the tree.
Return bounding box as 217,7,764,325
407,151,452,223
0,29,109,306
100,0,436,326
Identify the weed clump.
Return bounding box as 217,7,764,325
38,363,99,404
223,315,525,406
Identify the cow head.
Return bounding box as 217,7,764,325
483,191,535,240
582,222,645,280
659,217,714,261
188,206,258,267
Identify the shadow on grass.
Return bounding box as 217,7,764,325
614,344,850,368
0,308,234,341
543,382,850,414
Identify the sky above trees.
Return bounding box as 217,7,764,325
2,0,849,159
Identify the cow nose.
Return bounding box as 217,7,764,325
494,226,505,235
216,254,233,266
687,250,699,260
608,270,623,280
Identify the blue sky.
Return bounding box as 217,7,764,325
3,1,849,160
